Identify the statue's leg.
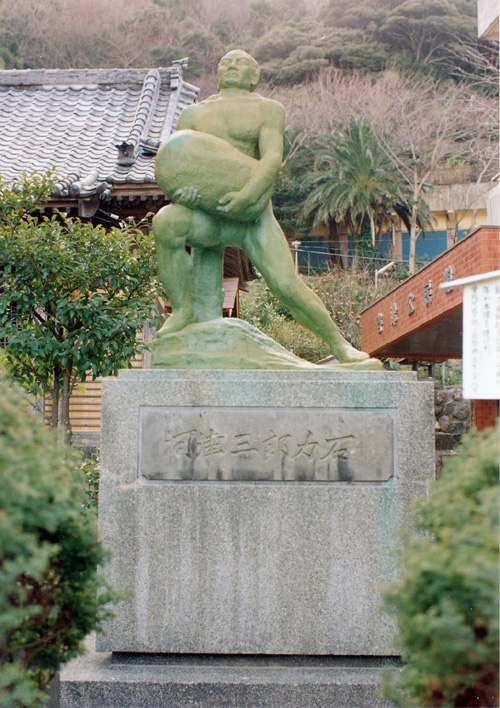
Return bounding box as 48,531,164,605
242,207,370,363
153,204,199,332
153,204,222,331
190,246,225,322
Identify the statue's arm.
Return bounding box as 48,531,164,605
246,101,285,200
217,101,285,218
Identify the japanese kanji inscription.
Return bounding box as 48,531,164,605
138,407,394,482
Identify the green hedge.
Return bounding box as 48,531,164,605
0,379,114,708
382,424,499,708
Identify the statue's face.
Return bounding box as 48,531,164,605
217,51,259,91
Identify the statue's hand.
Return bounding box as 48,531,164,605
216,191,253,218
173,187,201,209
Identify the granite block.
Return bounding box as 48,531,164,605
61,635,397,708
97,370,434,655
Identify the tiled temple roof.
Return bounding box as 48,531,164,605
0,62,198,198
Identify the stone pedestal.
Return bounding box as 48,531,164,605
60,635,399,708
98,369,433,654
61,369,434,706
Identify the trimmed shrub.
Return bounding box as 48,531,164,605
381,424,499,708
0,378,114,708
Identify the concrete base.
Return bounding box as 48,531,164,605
60,636,397,708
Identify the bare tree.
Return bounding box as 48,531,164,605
364,78,479,272
200,0,252,35
270,69,408,135
442,39,500,93
2,0,144,69
459,92,500,234
2,0,228,70
273,69,497,273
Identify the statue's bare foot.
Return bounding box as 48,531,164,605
160,308,197,334
334,342,370,364
330,342,383,369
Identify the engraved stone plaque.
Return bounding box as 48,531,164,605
138,407,394,482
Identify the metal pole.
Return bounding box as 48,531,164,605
375,261,395,290
292,240,301,275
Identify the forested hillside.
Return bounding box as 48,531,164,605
0,0,494,86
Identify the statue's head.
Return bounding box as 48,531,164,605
217,50,260,92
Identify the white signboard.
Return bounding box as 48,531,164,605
462,274,500,400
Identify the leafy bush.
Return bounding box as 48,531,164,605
79,453,100,510
0,173,160,442
0,378,114,708
381,424,499,708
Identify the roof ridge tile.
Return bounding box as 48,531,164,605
0,67,175,87
0,63,199,196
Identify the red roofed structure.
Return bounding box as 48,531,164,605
360,226,499,429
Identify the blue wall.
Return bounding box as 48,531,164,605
296,230,468,270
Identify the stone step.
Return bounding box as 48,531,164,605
60,636,397,708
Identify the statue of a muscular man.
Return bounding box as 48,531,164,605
153,49,372,364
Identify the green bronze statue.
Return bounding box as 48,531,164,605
153,50,374,365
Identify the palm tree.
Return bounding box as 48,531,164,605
304,119,417,269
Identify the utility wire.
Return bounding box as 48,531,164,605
293,246,429,266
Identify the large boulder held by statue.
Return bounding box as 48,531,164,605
155,129,272,222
